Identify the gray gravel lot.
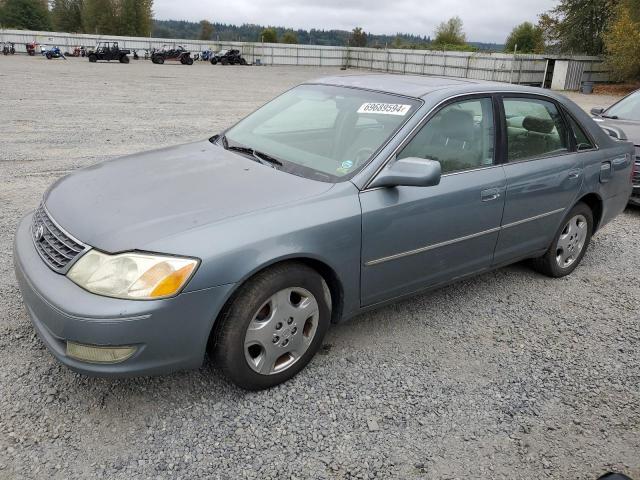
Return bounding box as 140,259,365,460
0,56,638,480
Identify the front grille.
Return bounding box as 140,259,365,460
31,204,87,273
634,147,640,187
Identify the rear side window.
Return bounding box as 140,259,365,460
503,98,569,161
398,97,495,174
566,114,594,151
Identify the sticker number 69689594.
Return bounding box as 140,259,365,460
357,103,412,115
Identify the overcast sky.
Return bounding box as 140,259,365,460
153,0,558,43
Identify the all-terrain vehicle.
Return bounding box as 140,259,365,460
2,42,16,55
151,45,193,65
26,42,38,56
210,49,247,65
88,42,130,63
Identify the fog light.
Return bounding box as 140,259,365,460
66,342,136,364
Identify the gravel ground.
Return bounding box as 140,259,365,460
0,56,638,480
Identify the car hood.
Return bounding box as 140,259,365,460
594,117,640,145
44,140,334,252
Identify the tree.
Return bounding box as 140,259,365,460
604,3,640,80
349,27,367,47
504,22,545,53
81,0,117,34
260,27,277,43
199,19,214,40
433,16,466,46
280,30,298,44
0,0,50,30
539,0,617,55
51,0,83,32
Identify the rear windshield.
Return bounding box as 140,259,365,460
222,84,421,182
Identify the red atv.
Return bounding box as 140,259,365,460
26,42,38,56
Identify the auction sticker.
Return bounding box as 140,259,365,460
357,103,412,115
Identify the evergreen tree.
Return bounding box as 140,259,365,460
349,27,367,47
0,0,51,30
51,0,83,32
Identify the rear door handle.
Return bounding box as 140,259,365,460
481,188,501,202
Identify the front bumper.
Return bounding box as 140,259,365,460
13,212,235,377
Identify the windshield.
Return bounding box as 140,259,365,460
222,84,421,182
606,90,640,121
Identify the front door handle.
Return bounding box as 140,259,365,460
568,168,582,179
600,162,612,183
481,188,501,202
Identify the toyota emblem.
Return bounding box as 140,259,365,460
35,224,45,241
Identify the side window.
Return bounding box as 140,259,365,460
398,98,495,174
504,98,569,161
566,114,594,151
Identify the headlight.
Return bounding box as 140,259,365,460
67,250,198,300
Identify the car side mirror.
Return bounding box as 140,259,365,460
590,107,605,116
600,125,628,141
369,157,441,189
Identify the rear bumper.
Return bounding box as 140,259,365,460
13,212,235,377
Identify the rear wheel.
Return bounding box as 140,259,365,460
88,54,97,62
211,58,217,65
214,263,331,390
186,57,193,65
221,58,229,65
240,58,247,65
531,202,593,278
119,54,129,63
156,56,164,64
46,52,53,60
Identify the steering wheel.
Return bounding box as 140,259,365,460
353,147,376,167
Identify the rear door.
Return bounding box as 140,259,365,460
493,95,583,265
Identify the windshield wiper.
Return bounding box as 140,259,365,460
220,135,283,168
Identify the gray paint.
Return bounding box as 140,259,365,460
14,74,635,377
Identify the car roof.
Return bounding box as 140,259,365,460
311,73,550,99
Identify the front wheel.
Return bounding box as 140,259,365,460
186,57,193,65
210,58,217,65
119,55,129,63
214,263,331,390
531,202,593,278
88,54,97,63
46,52,53,60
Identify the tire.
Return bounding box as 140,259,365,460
46,52,53,60
186,57,193,65
240,58,247,65
211,58,217,65
531,202,593,278
156,56,164,64
221,58,228,65
88,54,97,63
214,263,331,390
119,55,129,63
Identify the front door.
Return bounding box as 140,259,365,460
360,96,506,306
